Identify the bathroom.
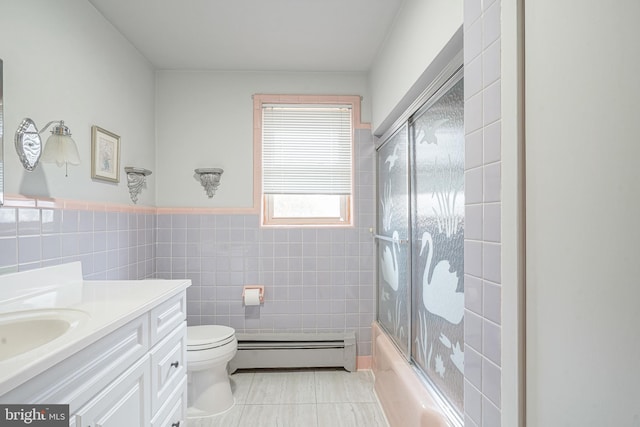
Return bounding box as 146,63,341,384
0,0,639,426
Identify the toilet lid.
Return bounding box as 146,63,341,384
187,325,235,348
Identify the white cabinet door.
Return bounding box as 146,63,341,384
74,355,150,427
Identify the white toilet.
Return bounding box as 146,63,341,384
186,325,237,418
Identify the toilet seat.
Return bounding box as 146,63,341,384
187,325,235,351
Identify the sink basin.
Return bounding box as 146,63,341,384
0,309,89,361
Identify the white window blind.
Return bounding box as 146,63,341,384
262,105,352,195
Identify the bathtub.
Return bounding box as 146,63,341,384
372,322,450,427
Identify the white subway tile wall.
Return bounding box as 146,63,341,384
484,120,502,164
464,0,502,425
465,204,484,241
465,168,484,205
464,310,483,351
483,282,502,324
483,396,501,426
482,243,501,284
466,56,484,99
466,129,484,170
483,39,501,88
465,345,483,389
483,82,502,126
482,357,501,407
483,203,501,243
465,18,484,66
482,1,501,49
464,379,483,426
464,240,483,278
465,274,483,315
464,90,484,135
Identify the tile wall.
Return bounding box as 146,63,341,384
0,128,376,361
157,128,377,356
463,0,503,425
0,205,156,280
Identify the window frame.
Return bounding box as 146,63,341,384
254,94,362,227
263,194,351,226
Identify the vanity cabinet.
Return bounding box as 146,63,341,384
0,291,187,427
151,378,187,427
74,355,151,426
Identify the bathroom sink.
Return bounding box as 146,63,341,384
0,309,89,362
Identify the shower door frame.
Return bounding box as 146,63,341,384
375,54,464,427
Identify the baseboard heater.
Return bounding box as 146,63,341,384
229,331,356,373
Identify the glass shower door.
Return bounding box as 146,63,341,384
410,75,465,413
376,125,410,356
375,65,464,421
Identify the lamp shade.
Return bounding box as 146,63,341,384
41,134,80,167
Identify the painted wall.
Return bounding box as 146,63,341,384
155,71,370,208
525,0,640,425
368,0,463,134
0,0,156,206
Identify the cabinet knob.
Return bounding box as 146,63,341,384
170,361,179,368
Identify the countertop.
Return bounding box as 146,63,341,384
0,262,191,396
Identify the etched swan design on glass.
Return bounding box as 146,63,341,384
420,231,463,324
384,144,400,171
380,183,394,232
415,118,449,145
380,230,400,291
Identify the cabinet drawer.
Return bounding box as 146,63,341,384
150,292,186,345
150,324,186,414
151,377,187,427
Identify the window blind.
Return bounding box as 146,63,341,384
262,105,352,195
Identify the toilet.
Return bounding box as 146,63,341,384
186,325,237,418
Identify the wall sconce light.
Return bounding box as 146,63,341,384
194,168,223,198
124,167,152,204
15,118,80,176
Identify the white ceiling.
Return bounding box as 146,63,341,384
88,0,404,72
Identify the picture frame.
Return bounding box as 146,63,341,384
91,125,120,183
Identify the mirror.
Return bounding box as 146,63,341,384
0,59,4,206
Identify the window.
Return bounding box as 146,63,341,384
259,99,354,226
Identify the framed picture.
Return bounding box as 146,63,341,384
91,125,120,183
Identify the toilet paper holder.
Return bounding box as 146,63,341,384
242,285,264,304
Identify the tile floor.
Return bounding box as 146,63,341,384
189,368,390,427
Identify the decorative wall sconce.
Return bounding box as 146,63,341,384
124,167,152,204
15,119,80,175
194,168,223,198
